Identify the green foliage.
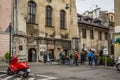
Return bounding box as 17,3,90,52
4,52,10,60
99,57,105,65
99,56,113,66
106,57,113,66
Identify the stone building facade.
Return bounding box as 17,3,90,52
82,9,115,55
13,0,79,61
114,0,120,59
77,14,109,55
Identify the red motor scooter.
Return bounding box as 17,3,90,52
7,55,31,78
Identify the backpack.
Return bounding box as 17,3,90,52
74,53,78,59
88,52,93,58
59,52,62,58
70,53,73,59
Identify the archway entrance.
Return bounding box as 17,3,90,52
28,48,37,62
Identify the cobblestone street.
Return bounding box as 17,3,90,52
0,62,120,80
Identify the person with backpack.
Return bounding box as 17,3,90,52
74,51,79,66
87,49,94,65
69,51,74,65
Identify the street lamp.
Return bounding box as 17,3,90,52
9,23,12,63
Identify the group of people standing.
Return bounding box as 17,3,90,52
43,49,99,66
59,49,99,66
59,50,79,65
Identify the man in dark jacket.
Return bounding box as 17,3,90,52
81,49,85,64
43,52,47,63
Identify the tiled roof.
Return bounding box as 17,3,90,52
78,20,109,29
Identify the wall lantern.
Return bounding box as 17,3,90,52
65,4,69,9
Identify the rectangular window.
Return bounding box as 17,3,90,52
98,31,102,40
46,6,52,27
90,30,94,39
105,32,108,40
27,2,36,24
60,10,66,29
82,29,86,38
19,45,23,50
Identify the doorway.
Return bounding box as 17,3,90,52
28,48,37,62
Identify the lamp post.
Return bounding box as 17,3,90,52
9,23,12,63
9,0,15,63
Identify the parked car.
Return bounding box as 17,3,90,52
116,58,120,71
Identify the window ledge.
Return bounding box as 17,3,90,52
27,22,38,25
90,38,94,40
60,28,67,30
45,25,54,28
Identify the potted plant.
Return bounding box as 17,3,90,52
4,51,10,63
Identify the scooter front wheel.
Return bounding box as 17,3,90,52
7,68,14,75
22,69,29,78
116,64,120,71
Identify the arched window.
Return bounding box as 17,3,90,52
60,10,66,29
111,16,113,22
46,6,52,26
27,1,36,23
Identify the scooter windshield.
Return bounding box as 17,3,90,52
11,55,18,64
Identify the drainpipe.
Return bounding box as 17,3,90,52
16,0,18,34
10,0,15,63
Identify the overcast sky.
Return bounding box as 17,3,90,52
76,0,114,14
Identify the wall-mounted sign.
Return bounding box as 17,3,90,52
103,48,108,56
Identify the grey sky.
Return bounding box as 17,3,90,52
76,0,114,14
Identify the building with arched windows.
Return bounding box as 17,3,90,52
12,0,79,62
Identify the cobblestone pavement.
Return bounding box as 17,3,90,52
0,72,58,80
0,62,120,80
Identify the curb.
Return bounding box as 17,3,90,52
92,66,116,70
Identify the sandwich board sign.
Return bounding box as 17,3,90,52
103,48,108,56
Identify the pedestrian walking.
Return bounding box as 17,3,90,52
74,51,79,66
69,51,74,65
87,49,94,66
80,49,85,64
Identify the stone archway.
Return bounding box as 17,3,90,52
28,48,37,62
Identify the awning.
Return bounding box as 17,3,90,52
115,38,120,43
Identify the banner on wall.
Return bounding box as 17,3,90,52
39,45,47,56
